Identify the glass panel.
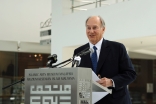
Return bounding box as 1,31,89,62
153,60,156,104
129,53,156,104
0,51,49,104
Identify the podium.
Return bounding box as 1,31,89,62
24,67,111,104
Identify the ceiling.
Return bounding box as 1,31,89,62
116,35,156,58
0,40,51,54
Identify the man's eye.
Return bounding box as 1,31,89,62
87,27,91,30
93,27,97,30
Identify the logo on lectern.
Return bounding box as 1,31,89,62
30,85,71,104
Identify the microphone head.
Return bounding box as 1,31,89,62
46,54,57,67
76,47,89,56
47,54,57,62
79,48,94,56
48,54,57,59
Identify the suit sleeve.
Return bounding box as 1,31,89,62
112,43,137,90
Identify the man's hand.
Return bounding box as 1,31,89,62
97,77,113,87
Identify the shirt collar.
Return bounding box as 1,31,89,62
89,38,103,51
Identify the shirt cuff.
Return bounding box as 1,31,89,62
111,79,115,87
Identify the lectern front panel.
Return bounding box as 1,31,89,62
24,67,92,104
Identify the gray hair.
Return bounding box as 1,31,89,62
85,16,105,28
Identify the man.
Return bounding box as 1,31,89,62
73,16,136,104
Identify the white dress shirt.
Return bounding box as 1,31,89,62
89,38,115,87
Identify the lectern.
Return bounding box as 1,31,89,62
25,67,112,104
25,67,93,104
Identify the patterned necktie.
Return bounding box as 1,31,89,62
91,46,97,73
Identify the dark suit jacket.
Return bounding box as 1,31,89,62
73,39,136,104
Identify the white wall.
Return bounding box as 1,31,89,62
52,0,156,63
0,0,51,42
0,0,51,53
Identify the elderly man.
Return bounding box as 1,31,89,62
73,16,136,104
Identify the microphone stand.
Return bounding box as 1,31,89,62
2,57,74,90
52,58,73,68
2,77,24,90
72,60,79,67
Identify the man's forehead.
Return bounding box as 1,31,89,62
86,20,101,26
86,18,101,26
86,24,99,27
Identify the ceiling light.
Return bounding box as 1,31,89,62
74,8,87,11
34,54,37,57
74,0,94,3
10,97,15,100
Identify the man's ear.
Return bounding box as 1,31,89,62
103,27,105,31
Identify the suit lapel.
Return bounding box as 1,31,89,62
85,52,93,68
96,39,111,74
81,44,93,68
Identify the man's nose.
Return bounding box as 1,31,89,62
90,28,94,33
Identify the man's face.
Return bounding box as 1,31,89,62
86,16,105,45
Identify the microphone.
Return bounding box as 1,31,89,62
76,47,90,56
46,54,57,67
73,56,81,67
78,48,94,57
72,48,94,67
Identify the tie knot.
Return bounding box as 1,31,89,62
93,46,97,51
